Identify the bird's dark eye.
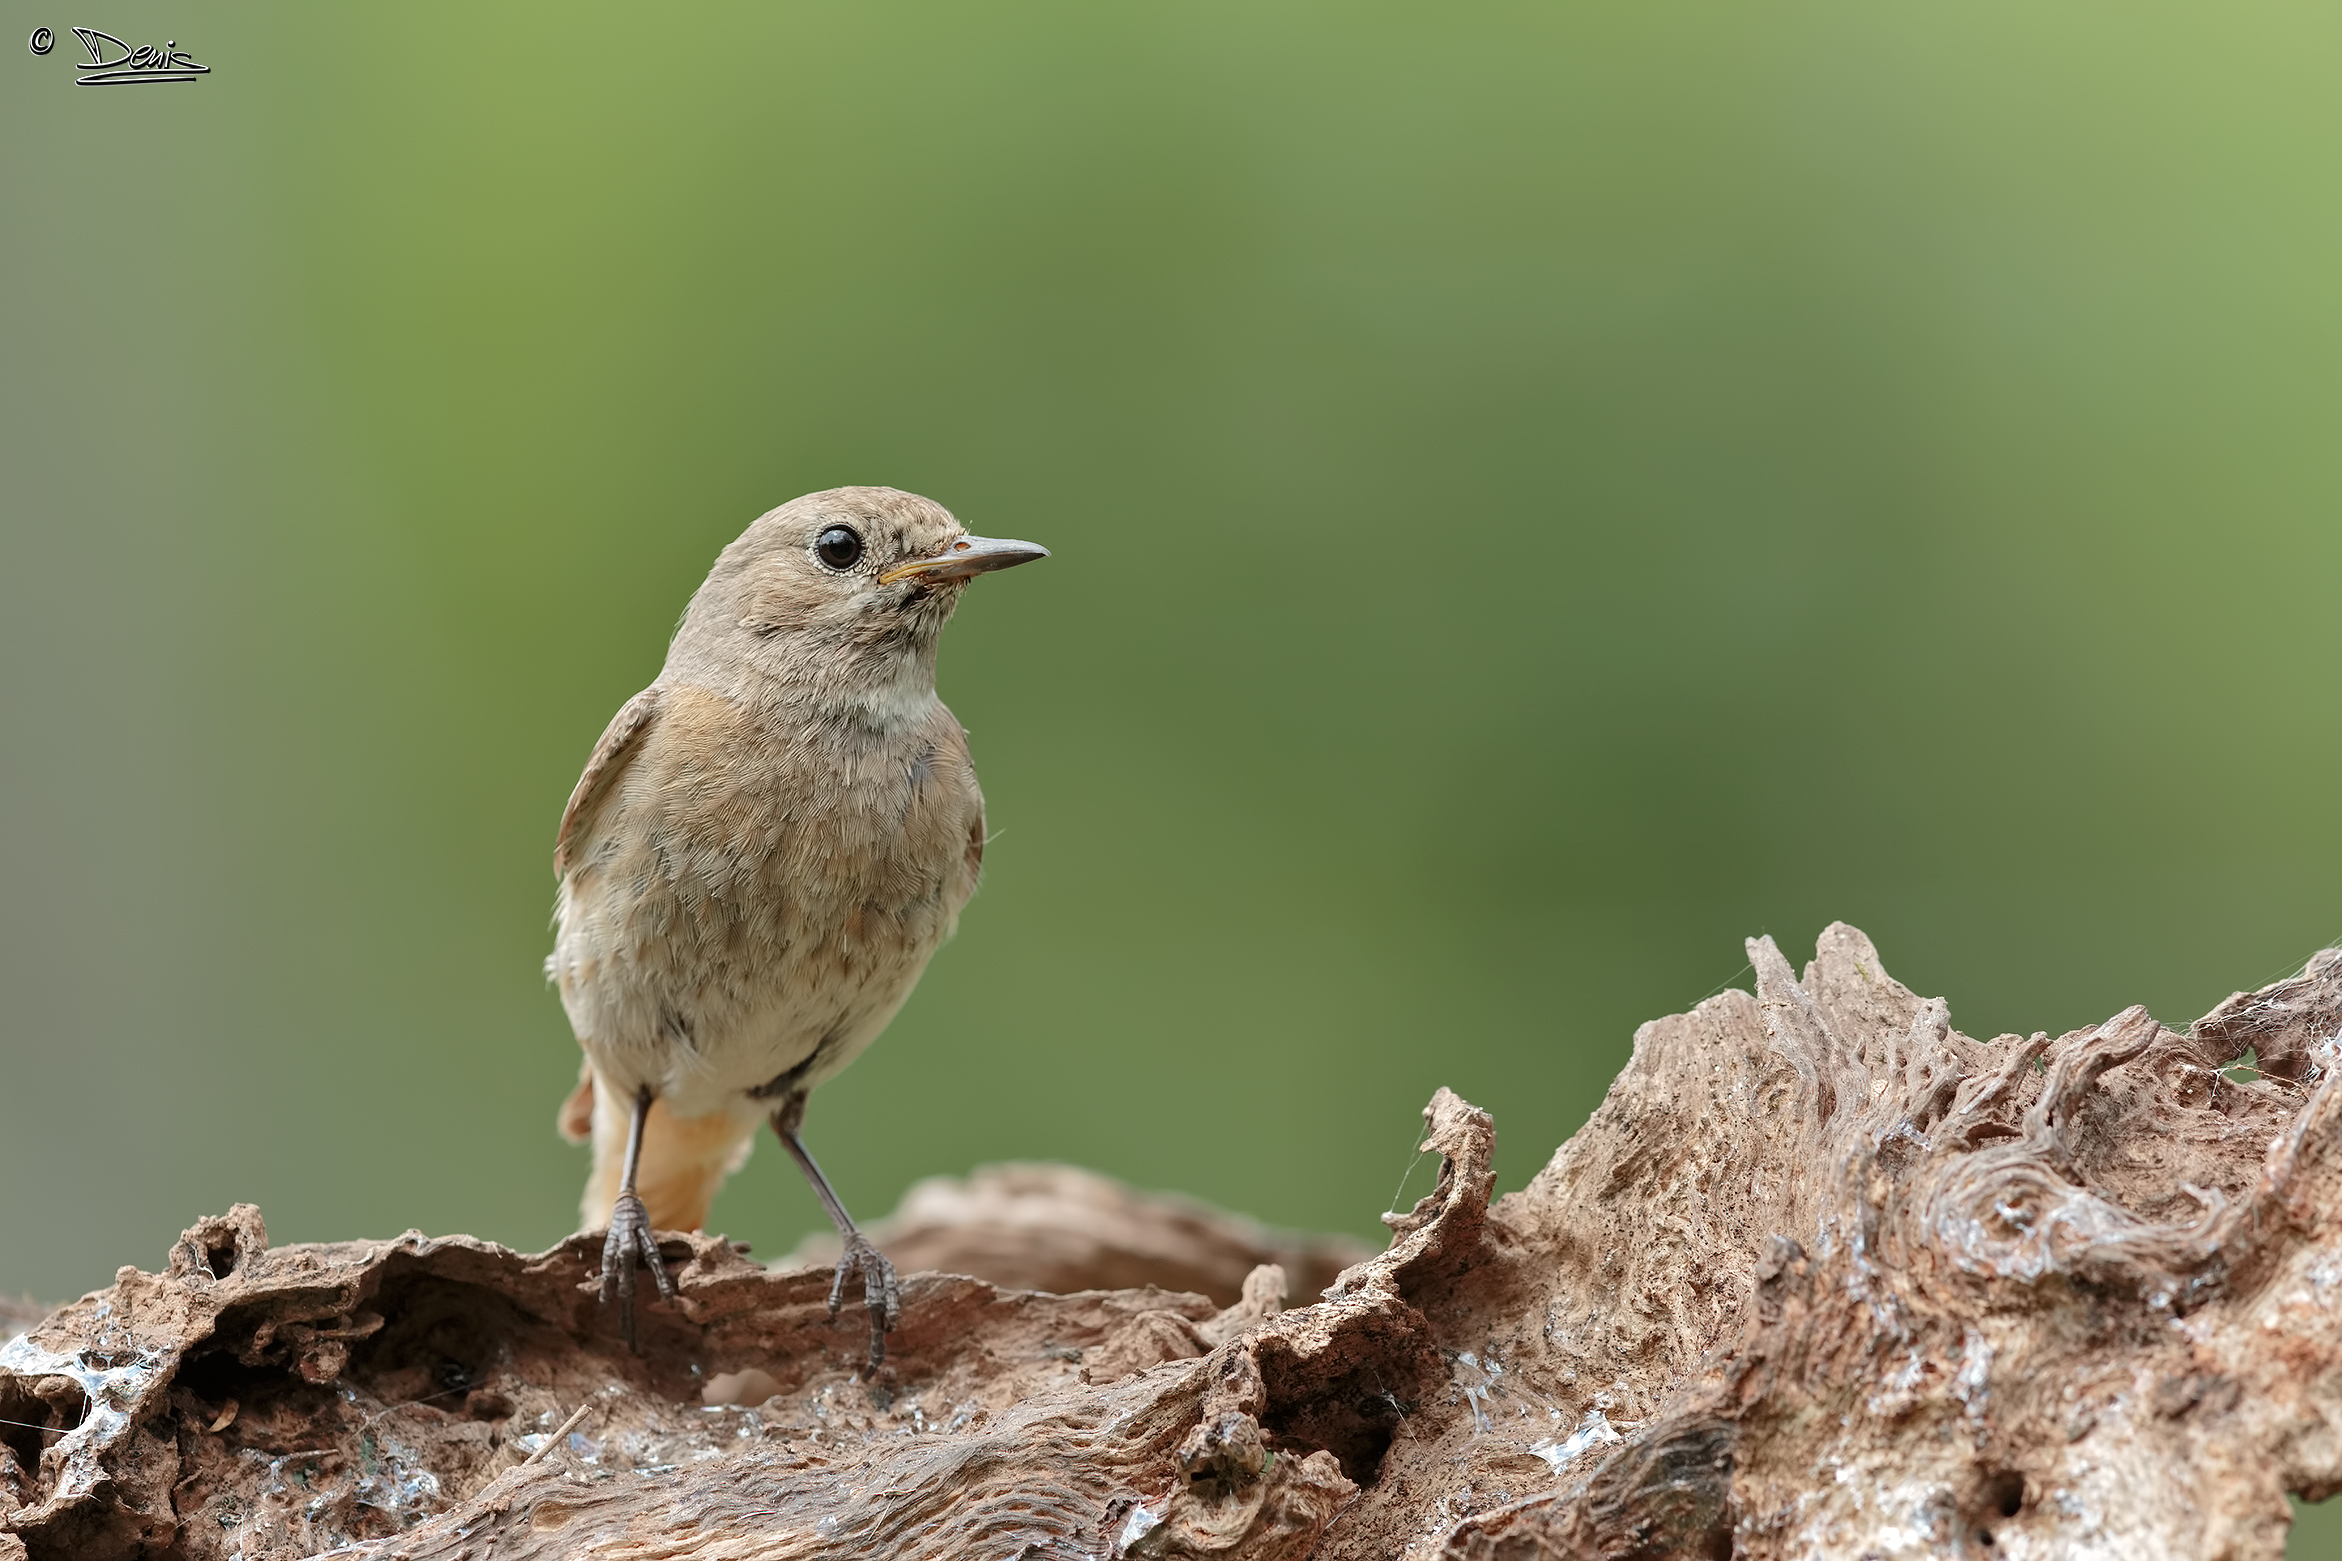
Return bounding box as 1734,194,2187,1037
814,526,864,570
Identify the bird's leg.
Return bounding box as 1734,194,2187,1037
599,1085,677,1351
771,1090,899,1368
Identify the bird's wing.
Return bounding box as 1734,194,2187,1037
554,685,662,877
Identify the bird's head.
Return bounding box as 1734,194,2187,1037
672,486,1048,702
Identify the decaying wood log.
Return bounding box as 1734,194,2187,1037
5,923,2341,1559
783,1162,1374,1308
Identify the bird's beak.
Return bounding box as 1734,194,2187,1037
879,535,1051,585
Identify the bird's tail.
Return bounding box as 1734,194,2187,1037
570,1065,761,1234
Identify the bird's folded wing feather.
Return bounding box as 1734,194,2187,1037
554,685,662,877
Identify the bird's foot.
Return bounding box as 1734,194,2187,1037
827,1232,900,1368
599,1191,677,1351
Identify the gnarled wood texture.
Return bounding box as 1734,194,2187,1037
4,924,2339,1559
783,1161,1373,1308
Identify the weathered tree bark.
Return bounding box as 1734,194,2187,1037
5,923,2340,1559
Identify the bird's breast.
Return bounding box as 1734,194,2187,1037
549,684,983,1099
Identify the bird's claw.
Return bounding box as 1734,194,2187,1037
599,1191,677,1351
827,1232,900,1367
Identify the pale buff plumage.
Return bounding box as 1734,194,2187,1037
545,486,1045,1355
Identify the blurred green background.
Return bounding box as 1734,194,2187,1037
5,1,2341,1536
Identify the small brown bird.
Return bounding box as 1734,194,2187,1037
545,487,1047,1360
